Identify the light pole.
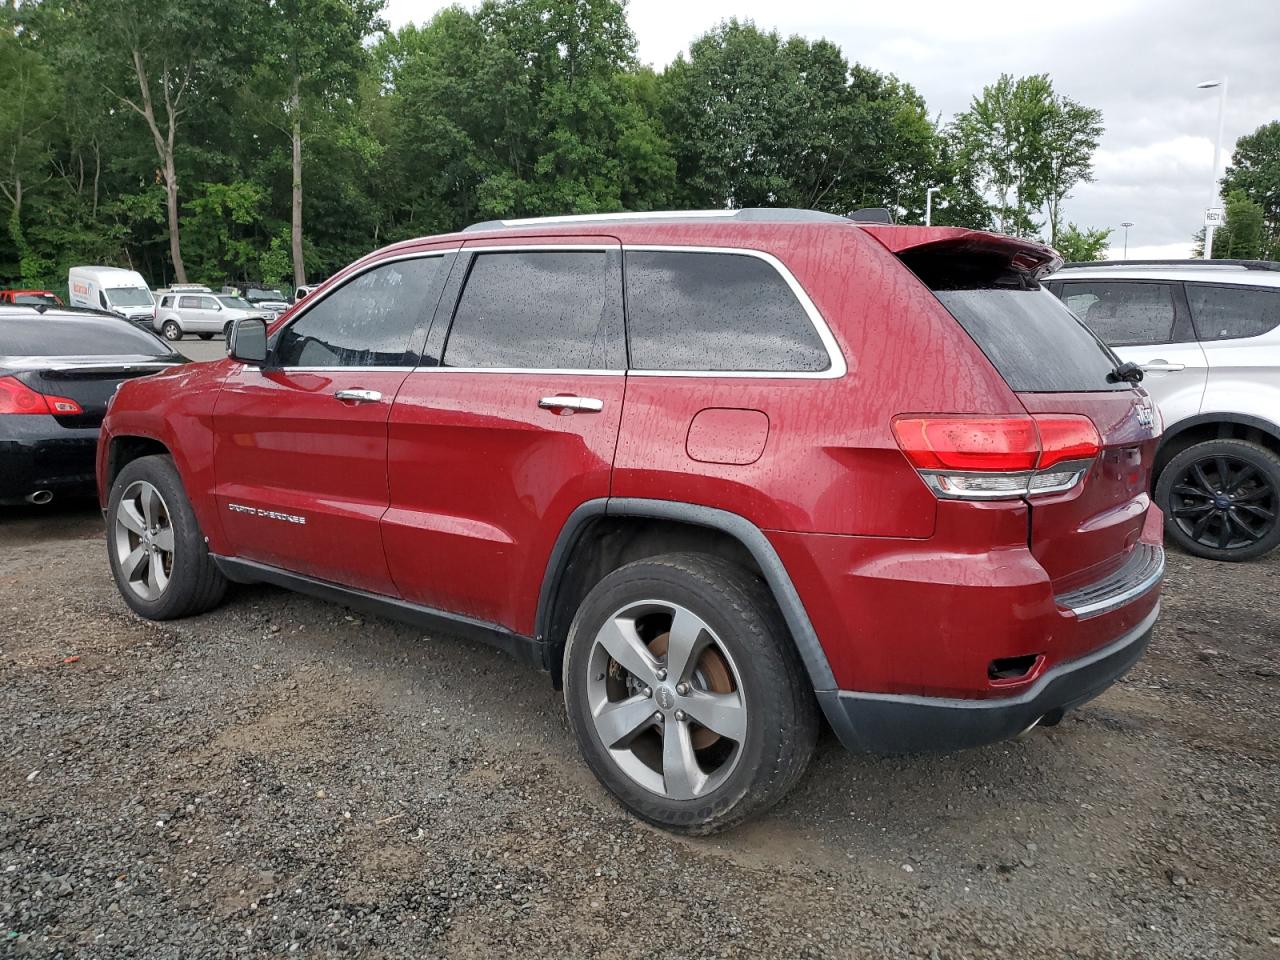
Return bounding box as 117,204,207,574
1120,221,1134,259
1197,77,1228,259
925,187,942,226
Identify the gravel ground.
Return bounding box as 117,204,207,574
1,503,1277,959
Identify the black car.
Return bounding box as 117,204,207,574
0,311,185,505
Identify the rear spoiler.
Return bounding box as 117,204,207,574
858,226,1063,281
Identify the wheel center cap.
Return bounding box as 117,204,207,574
1214,494,1231,509
655,685,676,711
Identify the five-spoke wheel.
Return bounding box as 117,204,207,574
112,480,175,601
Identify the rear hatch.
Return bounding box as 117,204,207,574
10,358,181,428
869,227,1160,592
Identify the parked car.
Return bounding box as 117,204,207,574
222,285,290,318
1,310,184,506
1048,259,1280,561
294,284,316,300
1,289,64,307
68,266,156,326
99,209,1163,833
154,292,274,341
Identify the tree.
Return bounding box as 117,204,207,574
952,73,1102,242
0,32,57,283
1054,223,1111,262
1221,121,1280,260
250,0,384,287
1214,190,1266,260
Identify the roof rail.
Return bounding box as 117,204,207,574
462,207,852,232
1061,258,1280,272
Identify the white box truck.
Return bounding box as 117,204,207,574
67,266,156,326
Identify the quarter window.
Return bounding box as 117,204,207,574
1186,284,1280,341
441,250,623,369
1057,281,1179,346
623,250,829,372
275,257,444,367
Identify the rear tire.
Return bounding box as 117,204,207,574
1156,438,1280,562
106,455,227,619
562,553,818,834
161,320,182,341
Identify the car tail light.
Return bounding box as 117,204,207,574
892,414,1100,500
0,376,84,416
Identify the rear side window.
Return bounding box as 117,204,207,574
0,319,173,357
1186,283,1280,341
1057,281,1179,346
624,251,829,372
935,288,1125,393
442,250,623,369
275,256,444,367
161,295,174,308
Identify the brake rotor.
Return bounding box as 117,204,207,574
648,631,734,749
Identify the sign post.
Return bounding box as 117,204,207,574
1204,207,1225,259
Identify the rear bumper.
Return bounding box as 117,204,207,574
0,418,99,503
820,602,1158,755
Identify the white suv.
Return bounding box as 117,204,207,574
153,292,273,342
1049,260,1280,561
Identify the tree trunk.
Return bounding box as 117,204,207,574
163,151,187,283
290,77,305,288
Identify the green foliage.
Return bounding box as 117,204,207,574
0,0,1111,289
1213,190,1266,260
1054,223,1112,262
952,73,1102,242
1221,121,1280,260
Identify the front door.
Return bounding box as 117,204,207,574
383,237,626,633
212,250,451,594
1056,278,1208,426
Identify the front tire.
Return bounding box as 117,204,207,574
1156,438,1280,562
562,553,818,834
107,455,227,619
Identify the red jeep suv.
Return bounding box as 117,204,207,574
98,209,1164,833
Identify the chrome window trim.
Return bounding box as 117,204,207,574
411,367,625,376
621,244,847,380
250,365,418,373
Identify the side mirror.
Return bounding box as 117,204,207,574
228,317,268,364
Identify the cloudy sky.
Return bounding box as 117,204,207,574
384,0,1280,258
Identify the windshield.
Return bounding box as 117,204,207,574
13,293,59,306
106,286,155,307
217,296,254,310
245,289,285,302
0,318,175,357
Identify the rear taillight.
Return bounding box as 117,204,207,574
0,376,84,416
892,414,1100,500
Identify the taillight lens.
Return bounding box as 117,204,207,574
893,414,1100,500
0,376,84,416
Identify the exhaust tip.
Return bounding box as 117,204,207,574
26,490,53,505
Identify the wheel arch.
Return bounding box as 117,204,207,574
1156,412,1280,481
105,434,174,491
534,498,837,696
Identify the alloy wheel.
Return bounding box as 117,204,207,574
1168,454,1278,552
585,599,747,800
112,480,175,601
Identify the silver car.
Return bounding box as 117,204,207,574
154,293,273,342
1049,259,1280,561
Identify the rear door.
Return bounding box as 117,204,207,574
1054,278,1207,426
1183,282,1280,417
212,251,449,594
383,238,626,631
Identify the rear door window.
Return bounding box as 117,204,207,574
623,250,830,372
441,250,623,370
1185,283,1280,341
1057,281,1180,346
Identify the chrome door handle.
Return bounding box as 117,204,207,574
538,396,604,414
334,388,383,403
1139,360,1185,372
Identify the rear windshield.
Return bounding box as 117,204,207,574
0,318,174,357
936,288,1126,392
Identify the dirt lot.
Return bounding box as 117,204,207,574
1,503,1277,959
